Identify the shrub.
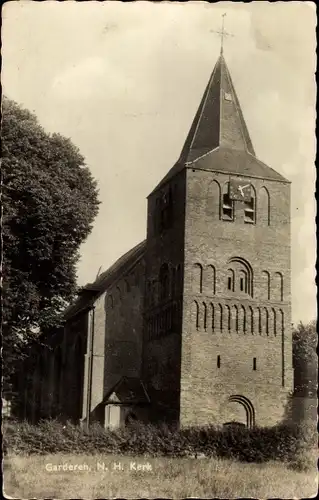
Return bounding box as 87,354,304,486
3,419,316,470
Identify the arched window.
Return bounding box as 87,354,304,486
203,302,207,331
240,305,246,333
249,306,254,334
124,279,130,293
259,186,270,225
228,257,253,297
274,272,284,302
264,307,269,335
225,305,231,331
262,271,270,300
193,301,200,330
107,294,113,309
239,270,248,293
193,263,203,293
205,264,216,295
219,304,223,331
233,305,239,333
244,186,256,224
115,286,122,302
134,268,140,286
206,180,221,218
211,303,215,332
222,182,234,221
227,269,235,292
257,307,262,334
272,308,277,336
159,264,170,301
279,309,284,335
159,186,173,232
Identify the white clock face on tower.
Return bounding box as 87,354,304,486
229,179,251,201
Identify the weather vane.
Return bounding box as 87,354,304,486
210,13,234,54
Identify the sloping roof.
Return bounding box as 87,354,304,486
85,240,146,292
150,54,288,194
179,53,255,164
100,377,150,406
193,148,288,181
63,240,146,320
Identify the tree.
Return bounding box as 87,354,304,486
293,320,317,397
2,97,100,388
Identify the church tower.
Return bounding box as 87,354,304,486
143,51,293,428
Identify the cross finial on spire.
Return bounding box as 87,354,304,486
220,13,226,54
210,13,234,55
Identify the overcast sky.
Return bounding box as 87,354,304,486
2,1,316,324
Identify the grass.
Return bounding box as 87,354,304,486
3,452,318,499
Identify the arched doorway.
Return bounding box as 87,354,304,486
224,395,255,429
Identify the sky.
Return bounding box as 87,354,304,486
2,1,317,324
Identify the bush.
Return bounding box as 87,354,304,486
3,419,316,470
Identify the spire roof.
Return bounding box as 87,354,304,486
151,54,288,195
179,53,255,164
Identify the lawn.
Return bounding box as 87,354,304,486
3,452,318,499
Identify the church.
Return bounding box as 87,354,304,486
17,48,293,430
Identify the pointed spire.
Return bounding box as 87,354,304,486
178,53,255,164
149,46,288,196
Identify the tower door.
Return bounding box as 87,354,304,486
224,401,247,427
223,395,255,428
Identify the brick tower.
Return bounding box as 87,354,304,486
143,51,293,428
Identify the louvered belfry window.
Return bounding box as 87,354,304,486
222,183,234,220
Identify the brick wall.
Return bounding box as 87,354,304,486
102,259,145,398
142,171,186,421
180,166,292,427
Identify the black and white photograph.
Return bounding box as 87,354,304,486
2,1,317,498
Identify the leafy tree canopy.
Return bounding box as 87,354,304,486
2,97,100,384
292,320,317,397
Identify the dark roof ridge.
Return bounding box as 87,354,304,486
63,240,146,320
